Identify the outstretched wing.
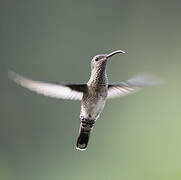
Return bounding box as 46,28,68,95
108,73,162,99
8,70,87,101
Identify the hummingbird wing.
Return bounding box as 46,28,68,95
107,73,162,99
8,70,87,101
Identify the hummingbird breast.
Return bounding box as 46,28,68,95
81,61,108,120
80,86,107,120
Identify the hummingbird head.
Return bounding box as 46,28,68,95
91,50,125,70
88,50,125,85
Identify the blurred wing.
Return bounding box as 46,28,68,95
9,70,87,101
107,73,162,99
108,84,139,99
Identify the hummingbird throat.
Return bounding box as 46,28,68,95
88,61,108,87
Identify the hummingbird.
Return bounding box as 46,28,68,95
9,50,160,151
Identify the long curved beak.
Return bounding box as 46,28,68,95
106,50,125,58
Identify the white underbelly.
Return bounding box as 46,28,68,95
81,97,106,120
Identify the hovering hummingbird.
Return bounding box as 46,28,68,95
9,50,160,151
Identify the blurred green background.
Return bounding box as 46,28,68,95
1,0,181,179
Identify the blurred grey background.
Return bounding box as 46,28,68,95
1,0,181,179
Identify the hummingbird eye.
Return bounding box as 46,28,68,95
95,57,99,62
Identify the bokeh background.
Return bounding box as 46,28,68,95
1,0,181,179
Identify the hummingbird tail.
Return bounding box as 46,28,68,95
76,119,95,151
